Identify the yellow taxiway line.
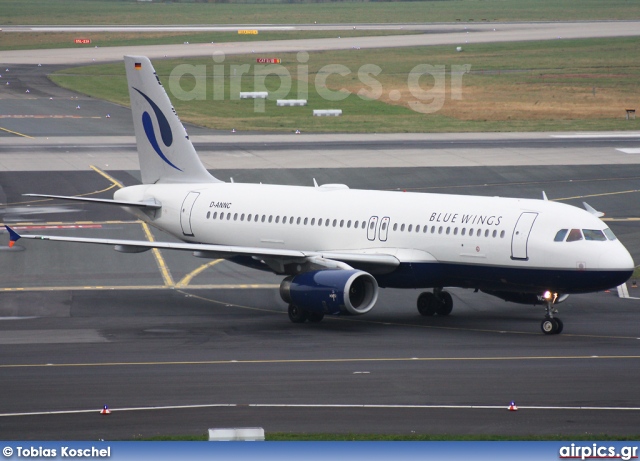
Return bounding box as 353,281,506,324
0,126,34,139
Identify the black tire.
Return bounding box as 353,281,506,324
541,318,558,335
307,312,325,323
417,292,437,316
554,317,564,334
436,291,453,316
288,304,308,323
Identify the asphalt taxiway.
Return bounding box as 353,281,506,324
2,164,640,439
1,41,640,439
2,21,640,65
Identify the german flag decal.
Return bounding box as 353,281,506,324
135,62,142,70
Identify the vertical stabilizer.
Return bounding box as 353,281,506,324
124,56,220,184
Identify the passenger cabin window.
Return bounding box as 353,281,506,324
566,229,583,242
583,229,607,241
554,229,568,242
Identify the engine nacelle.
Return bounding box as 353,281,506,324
280,270,378,316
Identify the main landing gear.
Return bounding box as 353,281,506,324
540,291,563,335
417,288,453,316
287,304,324,323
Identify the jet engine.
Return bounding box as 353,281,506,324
280,270,378,315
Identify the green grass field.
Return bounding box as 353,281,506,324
50,36,640,133
1,0,640,26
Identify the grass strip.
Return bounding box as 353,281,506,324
2,0,640,25
49,36,640,133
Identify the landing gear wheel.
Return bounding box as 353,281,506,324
417,292,437,316
541,318,558,335
307,312,325,323
554,317,564,334
288,304,308,323
436,291,453,316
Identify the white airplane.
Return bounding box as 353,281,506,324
5,56,634,335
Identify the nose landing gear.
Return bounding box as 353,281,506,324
540,291,563,335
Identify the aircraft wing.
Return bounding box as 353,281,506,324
22,194,162,210
5,226,400,268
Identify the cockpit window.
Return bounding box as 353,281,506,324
604,228,618,241
566,229,583,242
583,229,607,241
554,229,568,242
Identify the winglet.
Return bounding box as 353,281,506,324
5,225,21,248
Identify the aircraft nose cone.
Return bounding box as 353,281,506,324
597,246,634,288
598,245,634,271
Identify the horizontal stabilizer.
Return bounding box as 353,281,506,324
23,194,162,210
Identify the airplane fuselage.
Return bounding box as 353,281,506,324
116,182,634,296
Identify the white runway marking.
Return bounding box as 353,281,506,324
616,148,640,154
3,403,640,418
551,134,640,139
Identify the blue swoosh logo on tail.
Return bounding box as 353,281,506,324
141,111,182,172
133,87,182,172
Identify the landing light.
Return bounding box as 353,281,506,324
543,291,552,301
